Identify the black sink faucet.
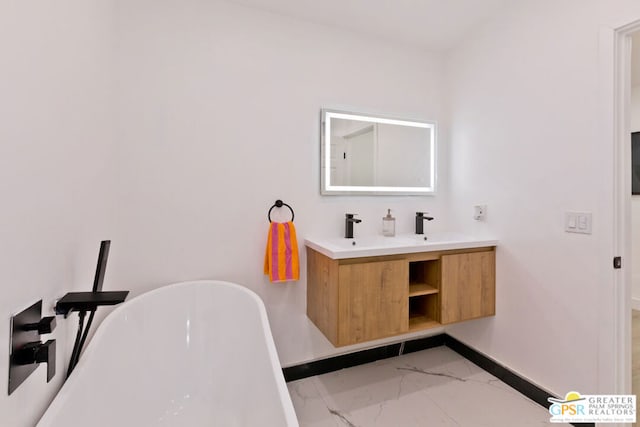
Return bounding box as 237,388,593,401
345,214,362,238
415,212,434,234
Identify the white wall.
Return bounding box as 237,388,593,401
0,1,115,426
446,0,640,396
111,0,450,366
631,86,640,306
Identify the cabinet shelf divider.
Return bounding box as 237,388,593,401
408,283,439,297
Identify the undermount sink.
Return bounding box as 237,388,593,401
304,232,498,259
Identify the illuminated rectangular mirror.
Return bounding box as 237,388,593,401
321,109,436,195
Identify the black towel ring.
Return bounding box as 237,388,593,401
268,200,295,223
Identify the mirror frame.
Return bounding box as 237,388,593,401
320,109,437,196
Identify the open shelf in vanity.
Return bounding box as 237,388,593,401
408,257,441,331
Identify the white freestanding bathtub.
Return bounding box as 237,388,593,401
37,280,298,427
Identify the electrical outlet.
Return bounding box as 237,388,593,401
473,205,487,221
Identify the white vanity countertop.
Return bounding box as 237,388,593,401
304,232,498,259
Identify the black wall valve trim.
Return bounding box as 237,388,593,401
8,300,57,395
13,340,56,383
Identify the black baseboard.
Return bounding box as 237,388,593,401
443,335,594,427
283,333,594,427
282,334,444,382
443,335,552,408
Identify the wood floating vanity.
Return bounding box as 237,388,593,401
305,234,497,347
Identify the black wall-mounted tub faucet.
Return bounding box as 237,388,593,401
345,213,362,239
415,212,434,235
55,240,129,379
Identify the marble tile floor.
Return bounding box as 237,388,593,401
287,346,551,427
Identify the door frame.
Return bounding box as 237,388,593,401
606,19,640,399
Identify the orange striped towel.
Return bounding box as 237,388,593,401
264,221,299,282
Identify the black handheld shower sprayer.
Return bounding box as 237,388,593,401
55,240,129,378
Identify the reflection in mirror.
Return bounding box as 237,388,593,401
321,110,436,195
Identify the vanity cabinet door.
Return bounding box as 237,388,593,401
440,250,495,324
337,260,408,345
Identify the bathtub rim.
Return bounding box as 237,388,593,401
37,279,298,427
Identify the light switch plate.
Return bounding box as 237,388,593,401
565,212,592,234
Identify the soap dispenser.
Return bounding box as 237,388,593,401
382,209,396,237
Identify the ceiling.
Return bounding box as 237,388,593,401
226,0,518,51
